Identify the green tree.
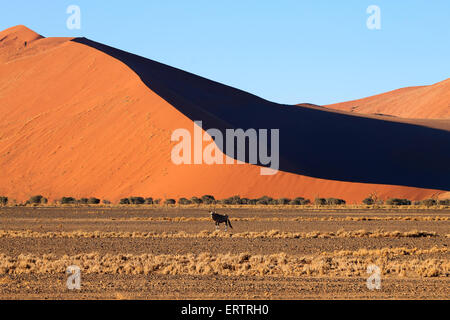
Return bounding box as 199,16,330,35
164,199,176,205
0,196,8,206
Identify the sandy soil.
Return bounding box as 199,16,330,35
0,207,448,299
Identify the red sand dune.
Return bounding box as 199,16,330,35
324,79,450,119
0,26,448,203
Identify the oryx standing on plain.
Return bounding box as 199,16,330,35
210,211,233,231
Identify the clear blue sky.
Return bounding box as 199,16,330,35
1,0,449,105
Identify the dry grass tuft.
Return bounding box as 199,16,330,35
118,216,449,222
0,229,438,239
0,249,447,278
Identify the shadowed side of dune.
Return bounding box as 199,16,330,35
71,38,450,191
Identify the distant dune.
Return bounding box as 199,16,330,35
324,79,450,119
0,25,449,203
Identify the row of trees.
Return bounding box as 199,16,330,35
0,195,109,206
362,197,450,206
119,197,159,205
0,194,449,207
79,195,450,206
117,195,343,206
60,197,104,204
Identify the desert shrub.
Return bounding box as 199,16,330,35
190,197,202,204
178,198,192,205
201,195,215,204
240,198,250,205
219,198,233,205
144,198,153,205
29,195,47,205
119,198,130,205
255,196,274,205
79,198,89,204
219,195,242,205
61,197,76,204
88,197,100,204
385,198,411,206
102,200,111,205
362,198,374,205
326,198,346,205
154,199,161,205
314,198,327,205
302,199,311,205
438,199,450,206
164,199,176,205
247,199,257,205
421,199,436,207
230,195,242,205
129,197,145,205
277,198,291,205
290,197,310,205
0,196,8,206
256,199,268,205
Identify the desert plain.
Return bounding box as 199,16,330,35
0,206,448,300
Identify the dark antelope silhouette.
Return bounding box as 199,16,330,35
210,211,233,231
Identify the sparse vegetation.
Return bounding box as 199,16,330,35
60,197,77,205
118,197,147,205
219,195,243,205
28,195,47,205
255,196,274,205
190,196,202,204
0,197,8,206
421,199,437,207
386,198,412,206
104,215,449,222
0,205,447,299
0,228,439,239
129,197,145,205
276,198,291,205
88,197,101,204
1,247,447,277
178,198,192,205
119,198,130,205
201,195,215,204
1,194,448,208
326,198,346,205
164,199,176,205
362,197,374,205
314,198,327,205
289,197,310,205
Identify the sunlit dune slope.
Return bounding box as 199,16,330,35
324,79,450,119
